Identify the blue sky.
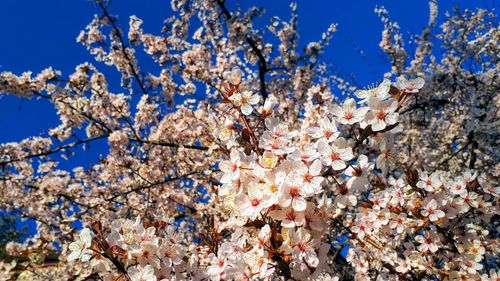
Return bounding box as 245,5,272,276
0,0,494,166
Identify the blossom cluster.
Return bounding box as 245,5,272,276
67,217,189,281
67,73,498,280
0,0,498,280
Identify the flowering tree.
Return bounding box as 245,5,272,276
0,0,498,280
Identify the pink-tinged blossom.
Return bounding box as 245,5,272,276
421,199,445,222
415,232,440,253
261,137,296,155
396,76,425,93
387,178,407,206
235,183,272,217
466,240,486,263
317,138,353,170
259,118,298,155
259,96,275,117
67,228,93,262
278,181,310,212
219,149,242,184
305,201,328,231
395,258,411,273
263,117,297,140
158,240,183,268
247,254,275,279
308,117,339,143
460,255,483,274
462,169,478,183
135,217,158,244
251,224,271,255
364,97,399,132
282,228,319,268
134,242,160,269
229,90,260,115
291,159,324,194
351,221,372,240
376,136,396,175
345,155,374,192
215,117,238,149
206,254,228,281
271,207,306,228
259,150,279,169
226,264,253,281
128,264,157,281
456,191,479,212
335,190,357,209
448,177,468,196
371,209,390,229
355,79,391,103
389,213,408,234
330,98,368,125
369,194,388,211
219,229,246,260
288,144,320,162
417,172,442,192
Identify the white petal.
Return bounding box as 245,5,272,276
68,242,81,252
230,93,242,105
248,94,260,105
279,195,292,208
330,104,343,117
331,160,346,171
307,127,322,138
371,118,386,131
240,104,253,115
386,100,398,112
292,197,307,212
344,98,356,109
305,249,319,267
413,77,425,89
396,76,407,89
318,118,331,129
80,250,93,262
309,159,322,175
67,251,79,262
316,139,329,154
355,89,369,99
80,228,92,245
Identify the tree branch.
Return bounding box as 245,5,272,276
215,0,269,101
96,0,148,96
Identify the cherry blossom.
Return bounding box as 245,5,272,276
355,79,391,103
364,97,399,131
308,117,339,143
235,183,272,217
67,228,93,263
396,76,425,93
330,98,368,125
291,159,324,194
282,228,320,268
415,231,440,253
229,90,260,116
317,138,353,170
417,172,442,192
278,181,310,212
128,264,157,281
219,149,242,184
345,155,374,192
421,199,445,222
0,1,497,280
